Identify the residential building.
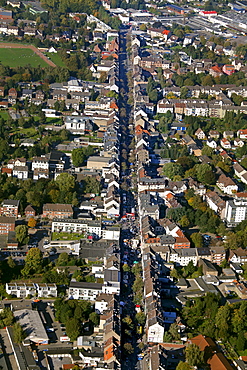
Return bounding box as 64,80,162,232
0,216,15,234
51,218,101,238
216,173,238,195
225,196,247,226
35,283,57,298
0,200,19,217
68,281,103,300
5,283,36,298
42,203,73,219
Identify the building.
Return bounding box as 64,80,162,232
0,199,19,217
31,156,49,171
42,203,73,219
6,283,36,298
68,281,103,300
188,335,233,370
13,309,49,345
0,216,15,234
51,219,101,238
35,283,57,298
216,173,238,195
225,197,247,226
25,205,36,217
87,156,111,170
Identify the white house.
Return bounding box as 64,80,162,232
12,166,28,179
6,283,36,298
147,314,164,343
68,281,102,300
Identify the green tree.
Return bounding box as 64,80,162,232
13,322,26,344
66,317,80,341
163,162,183,180
124,342,134,354
135,312,146,326
56,252,69,266
15,225,29,245
179,215,190,228
215,305,231,339
7,256,16,269
191,232,203,248
163,331,172,342
55,173,75,193
169,322,180,340
185,344,204,367
89,312,99,326
71,148,86,167
123,315,134,330
21,248,43,277
176,362,192,370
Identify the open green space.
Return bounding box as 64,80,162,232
46,52,66,67
52,232,84,241
0,48,48,68
46,117,64,125
10,126,38,137
0,111,9,120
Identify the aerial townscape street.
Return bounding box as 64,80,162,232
2,0,247,369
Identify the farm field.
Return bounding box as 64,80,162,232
0,47,48,68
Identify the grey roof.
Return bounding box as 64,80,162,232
2,199,19,206
69,281,103,290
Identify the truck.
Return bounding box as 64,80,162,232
60,336,70,342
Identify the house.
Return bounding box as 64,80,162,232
223,131,234,139
209,130,220,139
225,197,247,226
188,335,233,370
35,283,57,298
229,248,247,264
68,281,103,300
204,191,226,218
209,65,223,77
0,216,15,234
12,166,29,179
194,128,206,140
220,138,231,149
51,219,102,238
216,173,238,195
8,87,17,103
42,203,73,219
222,64,235,75
0,199,19,217
31,156,49,171
206,138,217,149
95,293,115,314
237,129,247,139
234,138,244,147
147,310,164,343
25,204,36,217
7,157,26,169
6,282,36,298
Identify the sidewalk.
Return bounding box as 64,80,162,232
0,328,18,370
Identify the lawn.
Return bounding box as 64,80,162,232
0,111,9,120
0,48,48,68
46,117,64,125
46,52,66,67
52,232,84,241
10,127,38,137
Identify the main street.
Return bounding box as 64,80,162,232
118,27,146,370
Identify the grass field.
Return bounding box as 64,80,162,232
0,48,48,68
0,111,9,120
46,52,66,67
